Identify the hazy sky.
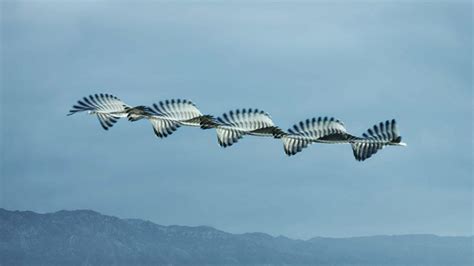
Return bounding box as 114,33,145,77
1,1,472,239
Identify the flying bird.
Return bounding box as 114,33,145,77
67,93,130,130
280,116,351,155
281,117,406,161
350,119,407,161
209,108,285,147
125,99,215,138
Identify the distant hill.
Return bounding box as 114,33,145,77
0,208,472,265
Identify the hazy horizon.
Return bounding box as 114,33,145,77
2,207,473,240
1,1,472,239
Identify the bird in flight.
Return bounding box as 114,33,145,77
67,93,130,130
208,108,285,147
125,99,215,138
68,93,406,161
280,117,406,161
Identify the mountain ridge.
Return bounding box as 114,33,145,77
1,208,472,265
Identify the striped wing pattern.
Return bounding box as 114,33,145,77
145,99,213,138
149,99,204,124
149,118,181,138
282,117,348,156
281,137,312,156
216,128,244,147
287,117,348,139
68,93,129,130
361,119,401,143
351,142,385,161
68,94,406,161
351,119,402,161
215,109,279,147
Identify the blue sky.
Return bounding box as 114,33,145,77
1,1,472,239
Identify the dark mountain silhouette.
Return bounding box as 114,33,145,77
0,208,471,265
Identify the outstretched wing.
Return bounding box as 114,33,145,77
68,93,130,130
351,119,404,161
142,99,213,138
216,128,244,147
68,93,129,116
282,116,348,156
360,119,401,143
281,136,312,156
351,142,385,161
216,108,277,131
149,118,181,138
287,116,348,139
215,108,280,147
148,99,204,124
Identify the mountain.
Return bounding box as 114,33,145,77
0,208,471,265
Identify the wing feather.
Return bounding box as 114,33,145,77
287,116,348,140
216,108,277,133
214,108,281,147
216,128,245,147
149,118,181,138
351,119,404,161
280,116,348,156
351,142,385,161
68,93,129,116
68,93,129,130
360,119,401,143
149,99,204,124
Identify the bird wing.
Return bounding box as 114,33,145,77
360,119,402,143
287,116,348,139
149,118,181,138
68,93,130,130
216,108,277,132
281,136,312,156
350,119,404,161
68,93,129,115
216,128,245,147
214,108,280,147
281,116,348,156
148,99,204,125
351,142,385,161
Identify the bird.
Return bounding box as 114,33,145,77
280,117,406,161
279,116,351,155
67,93,130,130
350,119,407,161
208,108,285,147
124,99,215,138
